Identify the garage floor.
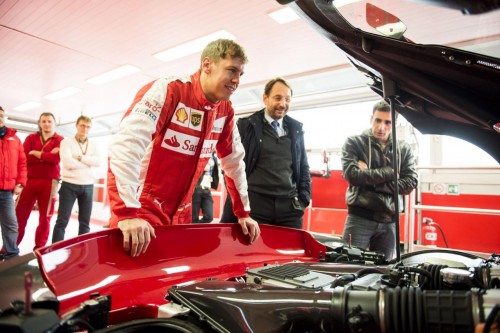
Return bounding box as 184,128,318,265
2,202,111,256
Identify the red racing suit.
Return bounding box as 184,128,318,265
16,131,63,248
107,71,250,227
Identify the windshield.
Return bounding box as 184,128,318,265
332,0,500,58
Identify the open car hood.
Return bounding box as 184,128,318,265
284,0,500,162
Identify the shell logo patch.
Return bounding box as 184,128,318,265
175,108,188,123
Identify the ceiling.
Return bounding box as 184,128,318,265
0,0,379,137
1,0,498,138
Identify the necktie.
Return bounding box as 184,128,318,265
271,120,280,136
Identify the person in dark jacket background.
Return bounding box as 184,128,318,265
0,106,27,260
341,100,418,260
221,77,311,229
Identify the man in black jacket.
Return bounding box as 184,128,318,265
221,77,311,229
341,100,418,260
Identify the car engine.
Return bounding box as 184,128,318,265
155,249,500,333
1,246,499,333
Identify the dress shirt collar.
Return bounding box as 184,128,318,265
264,112,283,128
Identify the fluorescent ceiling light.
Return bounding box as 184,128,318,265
5,119,38,129
87,65,140,85
13,101,42,112
44,87,82,100
153,30,236,62
268,7,300,24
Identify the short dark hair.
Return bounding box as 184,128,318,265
372,99,399,120
38,112,56,122
372,100,390,113
201,39,248,64
263,77,293,97
0,106,4,112
38,112,56,131
76,115,92,125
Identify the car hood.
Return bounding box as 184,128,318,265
284,0,500,162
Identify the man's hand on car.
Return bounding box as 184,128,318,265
238,217,260,243
117,218,157,257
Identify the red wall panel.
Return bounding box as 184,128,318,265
309,171,499,254
311,170,348,208
420,193,500,253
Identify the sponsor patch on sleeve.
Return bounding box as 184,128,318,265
132,106,159,122
212,116,226,133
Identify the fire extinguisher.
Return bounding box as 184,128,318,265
422,217,438,247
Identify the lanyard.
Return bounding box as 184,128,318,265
75,137,89,156
39,134,53,151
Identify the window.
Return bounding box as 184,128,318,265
289,100,498,170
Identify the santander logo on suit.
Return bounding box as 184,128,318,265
161,103,224,157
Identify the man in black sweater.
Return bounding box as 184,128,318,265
221,77,311,229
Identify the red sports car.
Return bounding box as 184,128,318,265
1,0,499,332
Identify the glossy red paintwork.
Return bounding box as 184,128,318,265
36,224,325,322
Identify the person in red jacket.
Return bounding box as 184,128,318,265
0,106,27,260
108,39,260,257
16,112,63,250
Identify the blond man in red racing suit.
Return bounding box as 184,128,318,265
108,39,260,256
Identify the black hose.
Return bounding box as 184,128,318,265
331,274,356,288
432,222,449,248
355,267,384,278
483,303,499,333
426,264,447,290
384,287,474,333
384,286,393,332
433,265,441,289
393,286,401,332
404,266,432,289
401,287,408,332
415,287,423,333
334,255,348,263
472,276,485,289
335,286,477,333
408,286,415,333
489,277,500,289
